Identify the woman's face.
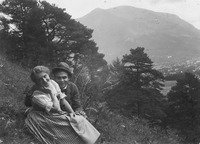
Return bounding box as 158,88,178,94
54,71,69,89
35,72,50,87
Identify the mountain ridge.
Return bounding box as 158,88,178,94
77,6,200,64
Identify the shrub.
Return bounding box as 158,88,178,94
87,104,181,144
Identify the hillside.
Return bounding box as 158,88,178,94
0,55,181,143
77,6,200,64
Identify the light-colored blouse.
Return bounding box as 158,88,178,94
31,80,66,112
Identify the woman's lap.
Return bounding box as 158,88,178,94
25,111,84,144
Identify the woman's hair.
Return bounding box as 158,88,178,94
30,66,50,83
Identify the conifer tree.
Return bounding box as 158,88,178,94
106,47,165,118
0,0,106,69
122,47,164,89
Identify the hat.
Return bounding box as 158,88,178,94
52,62,73,77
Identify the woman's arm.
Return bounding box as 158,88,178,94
48,91,62,111
60,98,74,113
32,90,60,113
51,80,74,113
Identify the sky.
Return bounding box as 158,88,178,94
44,0,200,30
0,0,199,29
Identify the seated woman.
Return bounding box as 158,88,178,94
25,66,99,144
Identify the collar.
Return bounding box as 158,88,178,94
61,85,68,92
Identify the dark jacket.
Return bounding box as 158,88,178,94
61,82,83,112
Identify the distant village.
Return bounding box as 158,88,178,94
154,57,200,77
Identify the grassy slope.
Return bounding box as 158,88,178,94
160,80,177,96
0,56,36,144
0,57,181,144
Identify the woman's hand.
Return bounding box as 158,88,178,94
42,83,62,111
75,111,87,118
60,98,74,113
42,84,54,95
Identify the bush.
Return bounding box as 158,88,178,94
0,56,32,110
86,104,181,144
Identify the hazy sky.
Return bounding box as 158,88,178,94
45,0,200,29
0,0,199,29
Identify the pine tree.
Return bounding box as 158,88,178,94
0,0,106,68
122,47,164,89
106,47,165,119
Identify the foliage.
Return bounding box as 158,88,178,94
0,55,31,110
106,47,166,122
0,0,106,69
0,103,38,144
0,56,37,144
165,73,185,81
86,104,181,144
166,72,200,143
122,47,164,89
108,57,125,85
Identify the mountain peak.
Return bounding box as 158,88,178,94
78,6,200,64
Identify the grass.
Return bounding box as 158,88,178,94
0,56,182,144
0,56,36,144
160,80,177,96
92,108,181,144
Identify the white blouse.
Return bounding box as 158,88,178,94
32,80,66,112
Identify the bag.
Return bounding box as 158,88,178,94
67,113,100,144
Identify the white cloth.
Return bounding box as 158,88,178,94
32,80,66,112
67,114,100,144
32,90,53,112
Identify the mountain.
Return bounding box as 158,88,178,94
77,6,200,64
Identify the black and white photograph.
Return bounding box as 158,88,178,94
0,0,200,143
